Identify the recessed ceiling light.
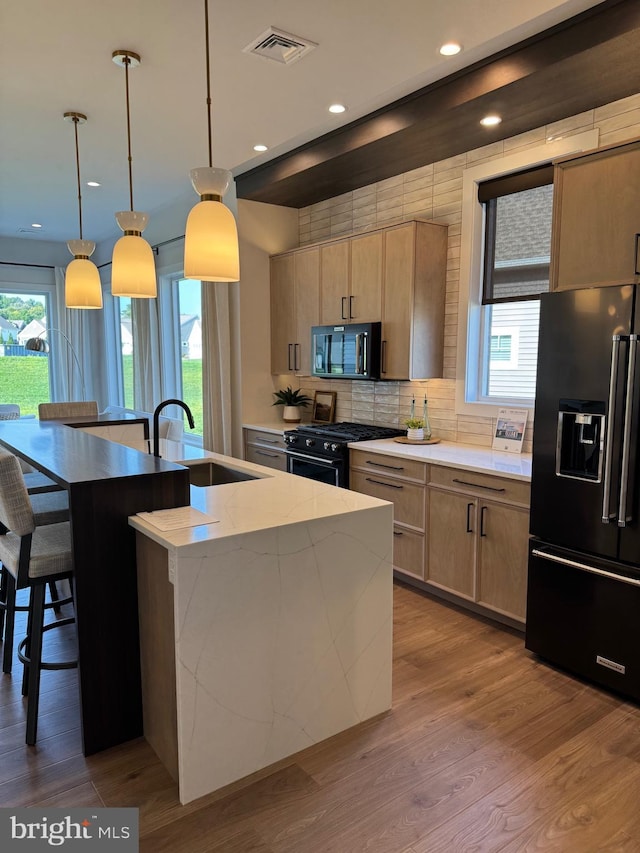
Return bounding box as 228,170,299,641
31,223,42,228
480,114,502,127
439,42,462,56
253,144,268,152
328,103,346,114
86,180,101,187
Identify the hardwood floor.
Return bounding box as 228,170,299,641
2,582,640,851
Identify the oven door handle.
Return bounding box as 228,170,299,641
286,450,341,466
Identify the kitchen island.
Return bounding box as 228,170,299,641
129,444,394,805
0,420,190,754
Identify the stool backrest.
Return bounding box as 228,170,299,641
38,401,99,421
0,448,35,536
0,404,20,420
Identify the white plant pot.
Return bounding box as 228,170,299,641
407,427,424,441
282,405,302,423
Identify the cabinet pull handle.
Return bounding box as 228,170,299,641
256,450,279,458
294,343,301,371
341,296,348,320
466,502,474,533
635,233,640,275
480,505,487,537
257,438,280,445
393,530,403,536
365,460,404,471
366,477,403,489
453,478,506,493
288,343,293,371
349,295,354,318
381,340,387,374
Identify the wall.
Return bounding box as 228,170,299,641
291,93,640,453
237,200,299,423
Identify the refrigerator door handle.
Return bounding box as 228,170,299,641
531,548,640,588
618,334,638,527
602,335,621,523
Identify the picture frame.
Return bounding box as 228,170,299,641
492,407,528,453
312,390,337,424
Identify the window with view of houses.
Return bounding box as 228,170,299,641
480,173,552,403
0,292,51,415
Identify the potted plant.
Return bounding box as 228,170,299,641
404,417,425,441
273,386,313,423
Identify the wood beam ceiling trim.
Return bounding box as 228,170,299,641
235,0,640,209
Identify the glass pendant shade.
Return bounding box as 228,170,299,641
65,240,103,309
184,167,240,282
111,210,157,298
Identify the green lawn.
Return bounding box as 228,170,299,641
1,354,203,435
0,355,49,416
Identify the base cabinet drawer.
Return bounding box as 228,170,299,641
350,469,425,530
245,444,287,471
393,526,425,580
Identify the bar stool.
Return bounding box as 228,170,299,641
0,448,76,745
0,487,70,648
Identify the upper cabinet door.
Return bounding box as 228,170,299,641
294,247,320,375
382,224,414,379
350,232,383,322
552,139,640,291
320,240,350,325
270,254,296,374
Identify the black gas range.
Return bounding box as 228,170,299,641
283,422,404,487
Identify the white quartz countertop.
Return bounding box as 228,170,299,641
128,438,390,551
242,422,287,434
348,438,532,481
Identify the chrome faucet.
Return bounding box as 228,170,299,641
153,399,195,458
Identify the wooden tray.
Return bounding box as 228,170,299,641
393,437,441,445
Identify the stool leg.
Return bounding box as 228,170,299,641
48,580,61,617
0,567,6,637
2,572,16,674
21,588,34,696
26,584,45,746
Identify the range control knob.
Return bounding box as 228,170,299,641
331,443,340,452
323,441,331,450
305,438,315,447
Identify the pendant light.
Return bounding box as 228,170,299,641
184,0,240,282
63,112,103,309
111,50,156,298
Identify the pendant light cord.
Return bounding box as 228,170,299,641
123,55,134,211
204,0,213,167
72,116,84,239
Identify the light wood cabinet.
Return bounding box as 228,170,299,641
272,219,446,380
243,428,287,472
349,449,427,580
427,466,530,624
270,247,320,375
320,233,383,325
551,137,640,291
382,221,447,380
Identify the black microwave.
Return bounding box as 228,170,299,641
311,322,381,380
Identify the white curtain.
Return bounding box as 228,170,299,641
132,297,163,412
53,267,97,402
202,282,234,454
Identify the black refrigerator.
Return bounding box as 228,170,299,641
526,283,640,702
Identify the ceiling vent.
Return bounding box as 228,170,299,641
243,27,317,65
17,227,41,234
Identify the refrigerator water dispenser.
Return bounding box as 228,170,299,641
556,399,605,482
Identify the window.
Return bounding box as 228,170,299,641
456,131,600,417
118,297,134,408
478,167,553,403
0,290,51,415
176,278,202,436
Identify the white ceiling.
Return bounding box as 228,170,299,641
0,0,603,244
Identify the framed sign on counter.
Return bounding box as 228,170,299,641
312,391,337,424
493,408,527,453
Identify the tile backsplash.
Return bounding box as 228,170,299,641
290,91,640,456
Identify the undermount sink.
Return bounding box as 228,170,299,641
185,461,259,487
